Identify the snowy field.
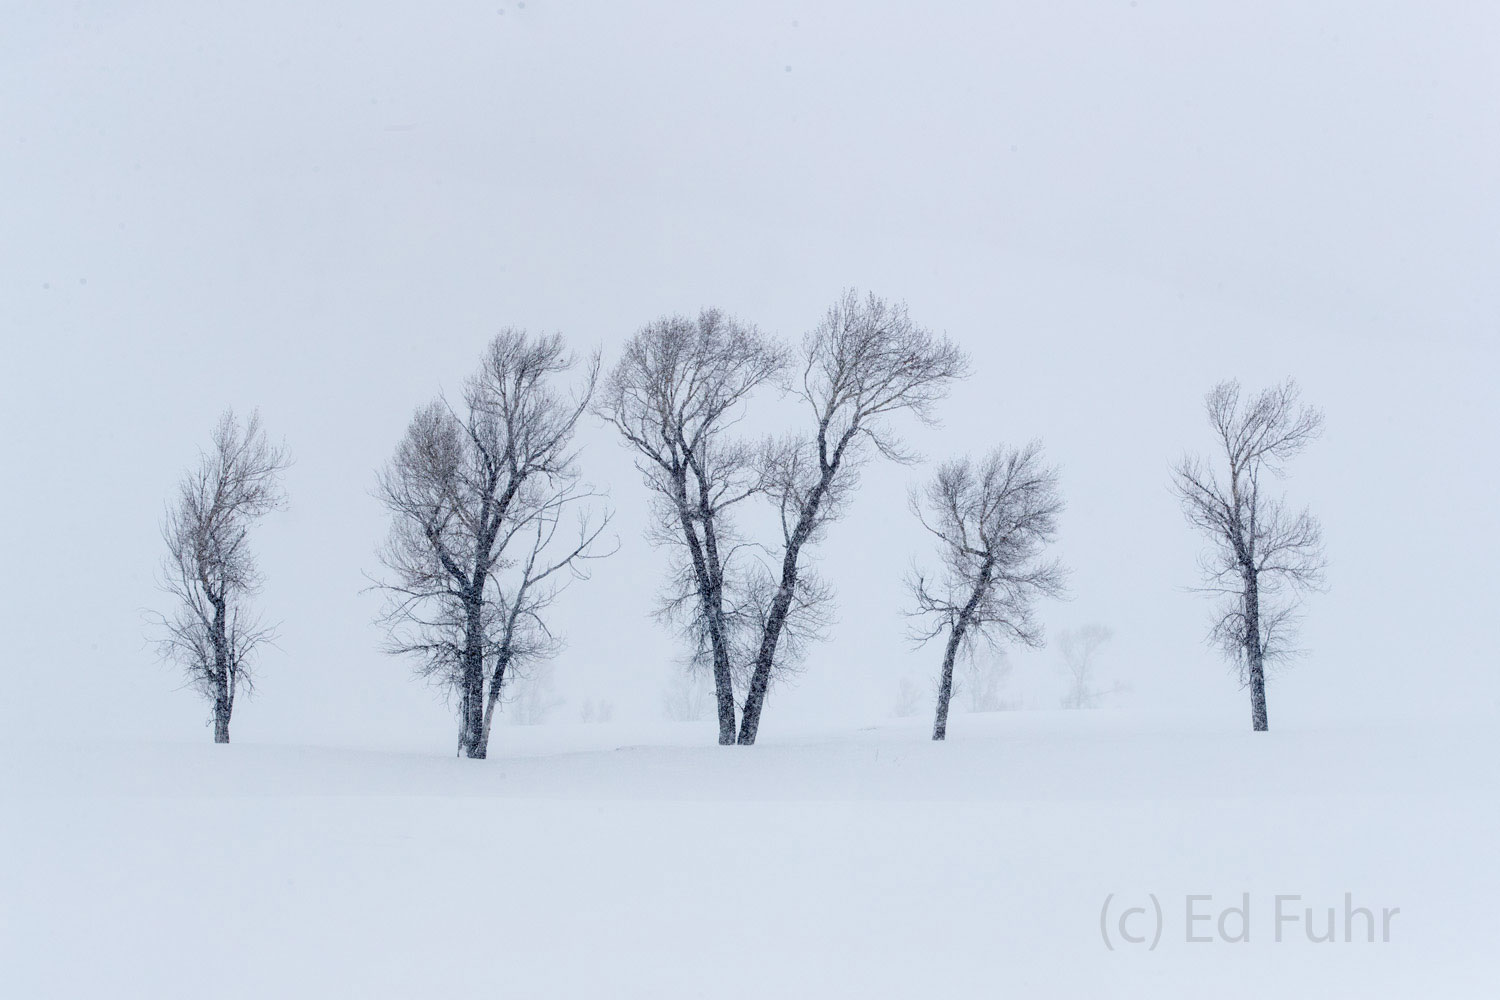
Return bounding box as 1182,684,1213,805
4,713,1495,998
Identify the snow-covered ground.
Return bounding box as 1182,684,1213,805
3,712,1494,997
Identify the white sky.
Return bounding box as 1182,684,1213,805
2,1,1496,748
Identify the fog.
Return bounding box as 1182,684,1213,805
3,1,1496,748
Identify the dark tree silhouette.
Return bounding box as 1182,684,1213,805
908,443,1065,740
1172,378,1325,732
375,331,610,758
154,409,289,743
598,310,786,744
736,290,968,744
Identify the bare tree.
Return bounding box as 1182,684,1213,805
597,310,786,744
661,670,714,723
1172,379,1325,731
374,330,611,759
892,676,923,718
908,443,1065,741
154,409,289,743
1056,624,1117,709
501,660,566,726
960,653,1018,713
577,697,614,724
736,291,969,744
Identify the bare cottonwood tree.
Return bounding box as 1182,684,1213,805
661,670,714,723
1056,624,1117,709
577,697,614,724
375,330,611,759
892,676,923,718
1172,378,1325,732
736,290,969,744
908,443,1065,741
598,310,786,744
961,653,1018,713
154,409,289,743
502,660,566,726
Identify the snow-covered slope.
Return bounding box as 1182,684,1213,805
4,713,1494,997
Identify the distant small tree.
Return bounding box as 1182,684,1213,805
1056,625,1117,709
577,698,615,724
909,443,1065,741
737,291,968,744
374,330,610,758
503,660,566,726
1172,379,1325,732
662,670,715,723
892,676,923,718
960,653,1017,713
154,409,289,743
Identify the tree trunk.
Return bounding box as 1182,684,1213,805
670,487,737,744
212,694,231,744
737,499,824,744
460,597,488,759
462,684,486,758
711,646,736,744
931,562,990,741
210,595,232,743
1247,656,1269,732
736,440,847,745
736,571,797,746
699,518,738,746
1243,569,1269,732
736,651,771,744
479,652,511,759
931,624,965,741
